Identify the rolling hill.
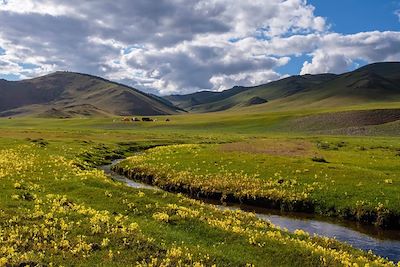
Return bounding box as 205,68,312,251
166,62,400,113
165,85,249,110
0,72,182,117
2,62,400,118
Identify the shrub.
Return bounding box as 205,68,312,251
317,142,330,150
311,156,328,163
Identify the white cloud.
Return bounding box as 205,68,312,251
0,0,328,93
395,9,400,22
0,0,73,16
300,31,400,74
210,70,283,92
301,51,352,74
0,0,399,94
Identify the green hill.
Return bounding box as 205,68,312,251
189,73,336,112
0,72,182,117
2,62,400,118
167,62,400,113
165,86,248,110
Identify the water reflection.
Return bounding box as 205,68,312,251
102,160,400,262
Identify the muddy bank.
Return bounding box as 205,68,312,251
105,160,400,262
112,164,400,229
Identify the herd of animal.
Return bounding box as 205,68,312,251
120,117,170,122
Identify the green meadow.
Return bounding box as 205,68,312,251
116,138,400,227
0,104,399,266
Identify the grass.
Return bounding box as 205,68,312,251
116,137,400,228
1,140,394,266
0,104,399,266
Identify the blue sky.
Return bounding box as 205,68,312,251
0,0,400,94
278,0,400,75
309,0,399,34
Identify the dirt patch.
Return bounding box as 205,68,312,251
289,109,400,132
219,139,313,157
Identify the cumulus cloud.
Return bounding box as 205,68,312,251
395,9,400,22
210,70,283,92
301,51,352,74
300,31,400,74
0,0,399,94
0,0,328,93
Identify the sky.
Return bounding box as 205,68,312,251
0,0,399,95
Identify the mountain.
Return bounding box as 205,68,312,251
166,62,400,113
270,62,400,109
165,85,248,110
192,74,337,112
2,62,399,117
0,71,182,117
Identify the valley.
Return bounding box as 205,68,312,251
0,62,399,266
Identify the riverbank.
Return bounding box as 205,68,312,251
2,141,395,266
0,116,399,266
113,142,400,229
106,159,400,262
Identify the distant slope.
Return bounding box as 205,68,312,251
287,109,400,132
166,62,400,113
267,62,400,110
165,86,248,110
242,97,268,106
0,72,182,117
189,74,336,112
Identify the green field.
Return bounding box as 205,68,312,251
116,139,400,227
0,105,399,266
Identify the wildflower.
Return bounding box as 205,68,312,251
13,182,22,189
0,258,8,267
152,212,170,223
101,238,110,248
294,229,309,237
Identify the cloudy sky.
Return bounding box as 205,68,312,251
0,0,400,95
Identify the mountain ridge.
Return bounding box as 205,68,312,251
165,62,400,113
1,62,399,117
0,71,183,117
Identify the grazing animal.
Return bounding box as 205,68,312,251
142,117,153,122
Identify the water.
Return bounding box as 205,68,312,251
101,160,400,262
217,204,400,262
259,214,400,261
99,159,159,191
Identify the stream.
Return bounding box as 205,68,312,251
100,159,400,262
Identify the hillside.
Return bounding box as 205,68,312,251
0,72,182,117
287,62,400,104
2,62,400,117
165,85,248,110
167,62,400,113
191,74,337,112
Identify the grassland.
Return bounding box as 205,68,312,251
116,138,400,228
0,104,399,266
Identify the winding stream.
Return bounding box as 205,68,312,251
100,159,400,262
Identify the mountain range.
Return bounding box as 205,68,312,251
165,62,400,112
0,62,399,117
